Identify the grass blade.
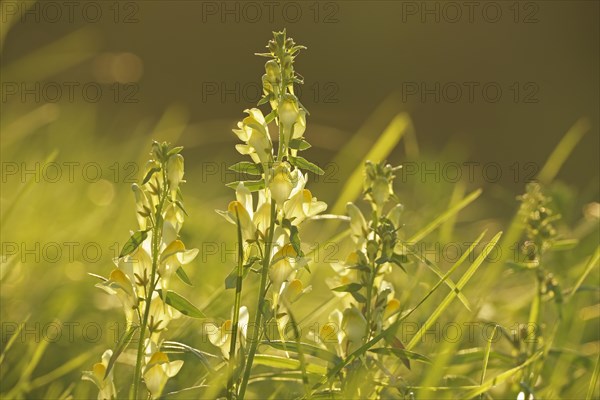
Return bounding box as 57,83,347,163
408,188,482,243
464,351,542,398
587,354,600,400
331,113,412,214
406,231,494,350
538,118,590,184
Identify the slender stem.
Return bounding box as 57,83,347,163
237,201,277,399
131,171,168,400
227,211,245,399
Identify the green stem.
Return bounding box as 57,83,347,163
131,171,168,400
227,211,245,399
237,201,277,399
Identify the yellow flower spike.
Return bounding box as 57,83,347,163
383,298,401,320
269,163,294,206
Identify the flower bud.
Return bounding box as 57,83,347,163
265,59,280,82
269,163,294,206
278,94,300,143
342,307,367,344
167,154,184,199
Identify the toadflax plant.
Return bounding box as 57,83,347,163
83,142,202,400
320,161,406,398
211,30,327,399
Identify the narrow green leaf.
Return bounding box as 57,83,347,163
331,112,411,214
480,325,498,398
167,146,184,157
368,347,430,363
105,325,138,379
408,188,482,243
176,267,193,286
289,139,312,151
406,231,501,351
586,353,600,400
226,180,265,192
538,118,590,184
142,167,161,185
332,283,363,293
253,354,326,375
263,340,341,364
464,351,542,398
351,291,367,303
229,161,262,175
157,290,206,318
119,230,149,258
568,246,600,302
289,156,325,175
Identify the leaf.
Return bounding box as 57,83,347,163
586,354,600,400
264,109,276,123
464,351,542,398
283,219,304,258
105,325,138,379
368,347,430,364
226,180,265,192
119,230,149,258
176,267,193,286
390,253,408,272
167,146,184,157
263,341,341,364
312,231,502,392
351,291,367,303
142,167,161,185
253,354,326,375
229,162,262,176
288,156,324,175
406,231,500,351
332,283,363,293
157,290,206,318
330,112,411,214
289,139,312,151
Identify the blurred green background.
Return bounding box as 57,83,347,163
1,1,598,399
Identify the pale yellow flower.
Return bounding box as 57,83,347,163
95,269,138,327
82,349,116,400
143,351,184,398
269,163,294,206
205,306,249,359
233,108,273,164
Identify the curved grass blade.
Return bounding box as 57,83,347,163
104,325,138,379
331,113,412,214
406,230,492,350
464,351,542,398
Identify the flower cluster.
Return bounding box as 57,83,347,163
84,142,196,399
318,161,404,396
518,182,559,262
214,30,326,399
